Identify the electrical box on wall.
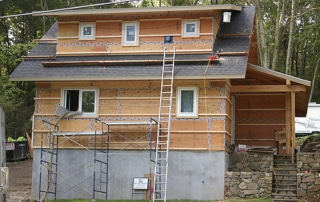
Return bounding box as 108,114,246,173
164,36,173,44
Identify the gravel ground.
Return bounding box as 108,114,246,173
6,159,32,202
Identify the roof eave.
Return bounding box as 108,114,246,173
247,63,311,86
33,4,242,17
10,74,245,82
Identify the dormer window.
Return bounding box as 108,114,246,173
182,20,199,37
79,23,95,40
122,22,139,46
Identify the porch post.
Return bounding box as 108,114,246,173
291,92,296,163
286,92,291,155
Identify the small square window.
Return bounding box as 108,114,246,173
176,87,198,117
182,20,199,37
122,22,139,46
79,23,95,40
63,89,98,115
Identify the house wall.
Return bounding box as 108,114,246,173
31,149,227,201
33,79,232,151
234,94,286,153
31,78,231,200
56,11,221,55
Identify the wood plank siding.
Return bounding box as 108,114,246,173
33,80,232,151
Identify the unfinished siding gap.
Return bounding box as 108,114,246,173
96,19,122,22
34,97,60,100
58,36,81,39
139,34,181,37
58,21,79,24
139,18,182,21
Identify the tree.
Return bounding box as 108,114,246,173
0,41,35,138
272,0,289,71
254,0,269,68
285,0,296,75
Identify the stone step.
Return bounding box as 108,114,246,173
272,187,297,192
274,163,296,166
272,199,299,202
274,172,297,176
273,185,297,188
273,155,298,202
274,173,297,176
273,182,297,186
274,167,296,170
272,193,297,197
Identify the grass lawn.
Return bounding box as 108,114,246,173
48,198,273,202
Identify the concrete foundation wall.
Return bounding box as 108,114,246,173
31,149,226,201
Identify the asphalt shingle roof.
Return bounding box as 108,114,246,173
10,6,255,81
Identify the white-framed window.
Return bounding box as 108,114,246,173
79,23,95,40
176,87,198,117
62,89,98,115
122,22,139,46
182,20,199,37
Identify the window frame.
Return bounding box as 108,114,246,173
62,89,98,116
181,19,200,38
79,23,95,40
122,21,139,46
176,87,198,118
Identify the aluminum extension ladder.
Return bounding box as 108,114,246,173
153,47,176,202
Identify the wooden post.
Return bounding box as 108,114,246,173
285,80,292,156
291,92,296,163
286,92,291,155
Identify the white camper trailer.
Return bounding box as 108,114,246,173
296,102,320,136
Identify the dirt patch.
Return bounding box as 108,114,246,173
6,159,32,202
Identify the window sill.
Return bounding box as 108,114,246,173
176,114,198,118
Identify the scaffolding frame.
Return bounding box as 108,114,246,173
39,117,157,201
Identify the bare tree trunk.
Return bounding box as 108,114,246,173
309,59,320,103
286,0,296,75
254,0,269,68
272,0,288,70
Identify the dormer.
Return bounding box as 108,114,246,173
36,5,242,56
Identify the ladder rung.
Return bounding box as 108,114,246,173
158,150,167,154
156,172,167,176
154,182,166,184
41,160,58,166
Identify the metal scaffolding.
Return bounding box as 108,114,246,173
39,117,157,201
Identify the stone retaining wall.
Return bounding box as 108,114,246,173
225,172,272,199
228,152,274,172
297,152,320,199
226,152,320,199
225,151,273,199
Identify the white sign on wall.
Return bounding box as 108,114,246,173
133,177,148,190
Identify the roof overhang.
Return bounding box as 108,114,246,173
247,63,311,86
11,74,245,82
33,4,242,16
245,63,311,117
